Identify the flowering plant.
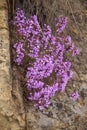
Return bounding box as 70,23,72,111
12,8,79,110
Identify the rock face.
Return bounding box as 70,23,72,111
0,0,87,130
0,0,25,130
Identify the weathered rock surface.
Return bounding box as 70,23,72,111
0,0,25,130
0,0,87,130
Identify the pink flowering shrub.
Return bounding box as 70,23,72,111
12,8,79,110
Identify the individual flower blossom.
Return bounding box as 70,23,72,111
70,91,79,101
65,35,71,45
66,43,74,52
72,48,79,57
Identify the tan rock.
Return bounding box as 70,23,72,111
0,10,8,29
0,0,7,9
0,1,25,130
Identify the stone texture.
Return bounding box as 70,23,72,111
0,0,7,9
0,1,25,130
0,10,8,29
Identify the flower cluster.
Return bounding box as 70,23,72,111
12,8,79,110
13,42,25,65
56,17,67,34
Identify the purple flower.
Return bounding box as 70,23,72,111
13,42,25,65
72,48,79,57
70,91,79,101
56,17,67,34
12,8,79,110
65,35,71,45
